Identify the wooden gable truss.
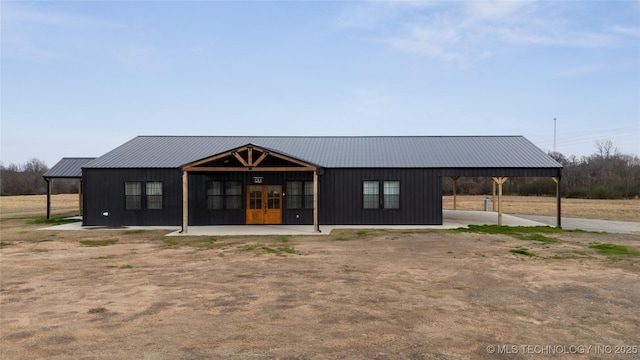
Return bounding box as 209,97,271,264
181,144,319,233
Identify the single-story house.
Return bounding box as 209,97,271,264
73,136,562,232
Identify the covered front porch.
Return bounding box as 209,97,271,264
180,144,321,233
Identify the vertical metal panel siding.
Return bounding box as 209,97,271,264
320,168,442,225
188,171,314,226
83,168,183,226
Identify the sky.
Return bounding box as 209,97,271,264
1,0,639,168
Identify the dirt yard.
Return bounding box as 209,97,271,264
1,196,639,359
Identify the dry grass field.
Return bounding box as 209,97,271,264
0,194,81,219
1,195,639,359
2,194,639,221
443,195,640,222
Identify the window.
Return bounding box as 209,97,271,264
208,181,242,210
125,182,141,210
146,182,163,209
363,181,379,209
286,181,314,209
303,181,314,209
383,181,400,209
286,181,302,209
363,180,400,209
225,181,242,209
207,181,223,210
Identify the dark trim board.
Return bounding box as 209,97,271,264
439,167,562,178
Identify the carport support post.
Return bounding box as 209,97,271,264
451,176,459,210
78,179,83,216
46,178,52,219
492,177,508,226
313,169,319,233
182,170,188,234
552,177,561,228
492,180,496,212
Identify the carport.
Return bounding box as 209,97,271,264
42,157,95,219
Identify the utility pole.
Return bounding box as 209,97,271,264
553,117,557,153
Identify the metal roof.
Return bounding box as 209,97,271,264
83,136,562,169
44,157,97,178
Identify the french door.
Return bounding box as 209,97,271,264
246,185,282,224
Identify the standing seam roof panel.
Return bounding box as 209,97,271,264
83,136,562,169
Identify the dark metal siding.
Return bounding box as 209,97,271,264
83,168,182,226
319,168,442,225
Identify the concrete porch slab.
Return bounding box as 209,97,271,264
39,210,548,235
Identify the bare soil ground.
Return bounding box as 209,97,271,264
1,196,639,359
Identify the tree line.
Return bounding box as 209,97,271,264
444,140,639,199
2,141,639,199
0,158,78,196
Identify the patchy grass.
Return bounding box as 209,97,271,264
0,241,10,248
120,264,133,269
121,229,146,235
164,238,180,247
510,247,536,257
456,225,564,244
331,229,378,241
261,246,300,255
80,239,118,247
95,255,116,260
589,243,640,256
514,234,559,243
30,248,49,253
88,307,107,314
455,225,565,235
27,216,78,226
163,237,218,249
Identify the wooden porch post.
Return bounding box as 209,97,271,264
182,170,188,233
492,180,496,212
492,177,508,226
313,169,319,233
552,177,561,228
451,176,459,210
46,178,52,219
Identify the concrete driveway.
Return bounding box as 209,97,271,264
514,214,640,234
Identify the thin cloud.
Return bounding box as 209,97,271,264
1,3,125,62
341,1,639,65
